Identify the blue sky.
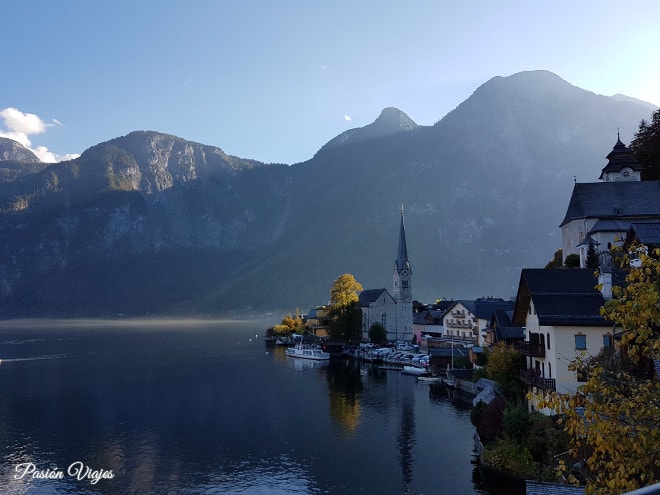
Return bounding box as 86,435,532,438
2,1,659,164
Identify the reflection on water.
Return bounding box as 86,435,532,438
0,320,521,494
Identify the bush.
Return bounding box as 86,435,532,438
503,403,530,444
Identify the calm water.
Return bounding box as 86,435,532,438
0,319,523,494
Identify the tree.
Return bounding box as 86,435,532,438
328,274,364,344
630,108,660,181
368,322,387,345
545,248,563,269
536,243,660,494
586,241,599,270
564,253,580,268
486,342,525,400
330,273,363,309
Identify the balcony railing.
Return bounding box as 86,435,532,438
520,369,556,391
513,341,545,357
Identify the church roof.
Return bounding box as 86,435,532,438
359,288,394,306
598,136,643,180
559,181,660,227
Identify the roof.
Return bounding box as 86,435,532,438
526,481,584,495
598,137,643,180
559,181,660,227
457,298,515,320
359,288,394,306
512,269,610,327
629,222,660,246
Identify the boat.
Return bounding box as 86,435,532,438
285,343,330,361
401,365,430,376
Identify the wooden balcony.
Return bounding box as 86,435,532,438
513,341,545,357
520,369,556,391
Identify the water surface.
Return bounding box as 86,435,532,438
0,319,521,494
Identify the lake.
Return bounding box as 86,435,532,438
0,319,523,494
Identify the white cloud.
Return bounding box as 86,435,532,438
0,107,79,163
344,114,352,121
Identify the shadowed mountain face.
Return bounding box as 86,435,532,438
0,71,655,317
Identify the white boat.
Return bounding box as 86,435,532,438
401,365,430,376
285,343,330,361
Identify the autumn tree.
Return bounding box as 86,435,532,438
328,273,363,344
537,243,660,494
272,309,304,335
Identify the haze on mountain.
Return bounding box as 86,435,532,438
0,70,656,317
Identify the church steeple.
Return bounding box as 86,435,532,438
393,205,413,343
396,205,411,275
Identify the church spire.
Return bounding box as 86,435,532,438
396,204,411,274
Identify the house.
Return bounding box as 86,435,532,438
484,309,524,348
559,137,660,268
412,308,444,347
305,306,333,338
511,269,614,407
443,298,515,346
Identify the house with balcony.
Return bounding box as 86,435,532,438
443,298,515,347
511,268,614,408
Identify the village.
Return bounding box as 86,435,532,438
268,133,660,495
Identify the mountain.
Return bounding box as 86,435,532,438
0,71,656,317
0,137,39,163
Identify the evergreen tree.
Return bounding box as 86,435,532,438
586,241,600,270
631,108,660,181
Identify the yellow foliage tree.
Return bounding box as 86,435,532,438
330,273,363,310
536,244,660,494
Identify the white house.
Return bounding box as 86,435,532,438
512,269,614,411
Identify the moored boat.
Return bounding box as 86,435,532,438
285,343,331,361
401,365,430,376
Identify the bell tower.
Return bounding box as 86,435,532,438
393,205,413,342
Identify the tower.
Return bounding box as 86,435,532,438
393,205,413,342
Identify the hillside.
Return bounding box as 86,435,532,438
0,71,655,317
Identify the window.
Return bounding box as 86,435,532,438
575,334,586,350
603,335,614,348
381,314,386,328
546,332,551,350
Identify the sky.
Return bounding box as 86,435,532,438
2,1,659,164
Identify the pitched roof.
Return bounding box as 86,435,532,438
458,298,515,320
559,181,660,227
629,222,660,246
359,288,393,306
512,269,610,327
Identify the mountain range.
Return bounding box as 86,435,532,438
0,70,656,317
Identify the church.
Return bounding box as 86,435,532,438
359,207,413,343
560,134,660,268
